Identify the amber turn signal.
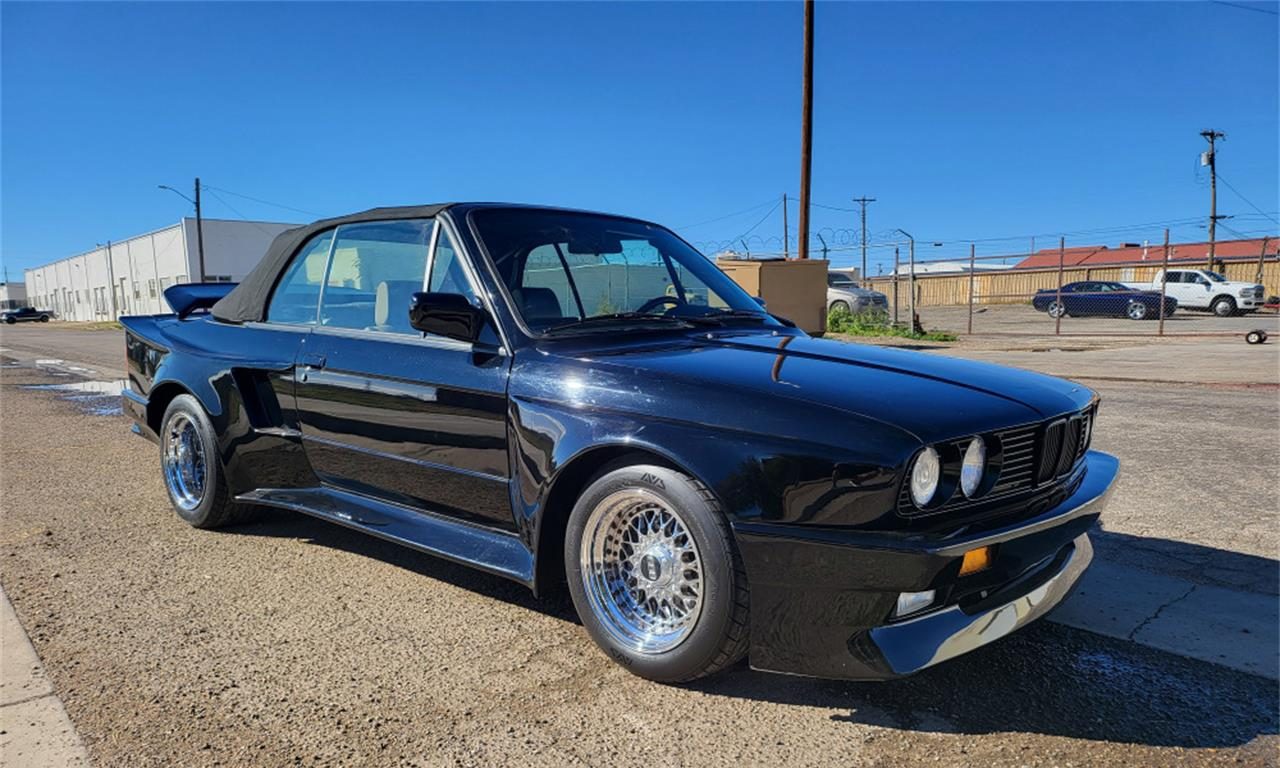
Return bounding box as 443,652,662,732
959,546,994,576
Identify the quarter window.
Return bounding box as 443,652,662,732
267,230,335,324
318,219,433,333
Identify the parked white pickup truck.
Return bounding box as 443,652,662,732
1125,269,1265,317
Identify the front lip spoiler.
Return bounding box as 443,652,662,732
867,533,1092,676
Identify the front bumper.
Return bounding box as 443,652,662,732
734,450,1118,680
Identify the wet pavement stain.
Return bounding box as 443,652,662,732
21,379,127,416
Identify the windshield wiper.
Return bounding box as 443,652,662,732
540,312,696,334
681,309,771,326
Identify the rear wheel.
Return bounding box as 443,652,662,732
1126,301,1148,320
160,395,253,528
565,462,749,683
1211,296,1236,317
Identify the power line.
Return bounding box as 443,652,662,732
675,198,777,230
203,189,287,238
732,198,782,244
1214,173,1280,224
1212,1,1279,15
200,184,321,217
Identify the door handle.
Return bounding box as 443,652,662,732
298,353,326,382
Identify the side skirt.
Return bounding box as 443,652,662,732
237,486,534,587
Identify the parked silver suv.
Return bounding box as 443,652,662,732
827,272,888,314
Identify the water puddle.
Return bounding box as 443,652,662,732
22,379,128,416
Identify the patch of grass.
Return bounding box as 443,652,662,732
50,320,123,331
826,308,957,342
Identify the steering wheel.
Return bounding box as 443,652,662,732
635,295,682,315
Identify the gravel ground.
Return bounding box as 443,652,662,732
1,355,1277,766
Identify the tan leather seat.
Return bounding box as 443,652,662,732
373,280,423,333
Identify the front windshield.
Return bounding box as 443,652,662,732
1204,271,1227,282
470,208,777,333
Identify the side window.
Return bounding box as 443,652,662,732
267,231,334,324
1164,272,1183,284
319,219,432,333
427,227,478,302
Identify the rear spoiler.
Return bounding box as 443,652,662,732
163,282,238,319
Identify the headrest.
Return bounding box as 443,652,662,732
375,280,424,330
514,287,563,322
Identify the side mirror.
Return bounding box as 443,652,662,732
753,296,768,309
409,292,488,343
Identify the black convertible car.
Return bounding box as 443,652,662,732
121,203,1118,682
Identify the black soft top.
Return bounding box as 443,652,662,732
211,204,452,323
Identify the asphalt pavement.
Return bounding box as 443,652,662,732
0,323,1276,766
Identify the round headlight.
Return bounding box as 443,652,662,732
960,437,987,497
910,446,941,508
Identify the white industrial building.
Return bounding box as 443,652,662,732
0,281,29,311
23,217,295,321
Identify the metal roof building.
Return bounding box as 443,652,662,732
23,217,295,321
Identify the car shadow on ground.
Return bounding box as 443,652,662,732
226,509,1277,750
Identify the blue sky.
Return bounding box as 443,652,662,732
2,1,1277,276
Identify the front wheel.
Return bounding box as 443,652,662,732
160,394,254,529
1211,296,1236,317
39,315,49,322
1046,301,1066,318
829,300,851,314
565,462,749,683
1126,301,1149,320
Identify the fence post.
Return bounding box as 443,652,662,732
1257,236,1271,285
1054,236,1065,336
1158,228,1170,337
967,243,976,335
892,247,900,327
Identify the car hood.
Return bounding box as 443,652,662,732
567,331,1095,444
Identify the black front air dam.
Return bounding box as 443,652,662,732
734,451,1119,680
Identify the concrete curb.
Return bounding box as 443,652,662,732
0,586,91,767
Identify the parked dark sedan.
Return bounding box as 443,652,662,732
1032,281,1176,320
121,203,1117,683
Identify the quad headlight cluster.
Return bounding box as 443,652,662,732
908,437,994,509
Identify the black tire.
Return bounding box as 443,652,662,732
565,461,749,683
4,317,14,324
1246,330,1266,345
1211,296,1236,318
1046,301,1066,319
829,300,851,314
159,394,254,529
1125,301,1149,321
39,315,49,322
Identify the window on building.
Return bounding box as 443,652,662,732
133,283,141,300
266,230,336,325
148,279,157,298
176,275,188,285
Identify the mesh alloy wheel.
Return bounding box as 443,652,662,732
579,490,704,654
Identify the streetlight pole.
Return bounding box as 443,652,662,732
96,240,119,319
159,179,206,281
896,229,915,330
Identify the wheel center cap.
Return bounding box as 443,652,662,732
638,547,676,587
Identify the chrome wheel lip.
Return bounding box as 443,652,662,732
580,488,705,655
162,412,207,512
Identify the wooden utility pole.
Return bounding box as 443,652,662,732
797,0,814,260
1200,130,1225,270
782,194,789,259
1256,236,1270,285
853,196,875,283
